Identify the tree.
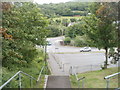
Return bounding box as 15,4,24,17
84,2,117,69
66,22,84,38
46,25,62,37
2,2,48,70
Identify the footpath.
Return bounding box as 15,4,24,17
45,53,71,88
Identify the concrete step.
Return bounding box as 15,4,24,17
45,75,71,88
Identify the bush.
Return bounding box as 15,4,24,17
74,36,88,47
64,37,71,45
46,25,62,37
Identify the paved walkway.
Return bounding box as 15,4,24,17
46,75,71,88
46,53,71,88
47,53,69,75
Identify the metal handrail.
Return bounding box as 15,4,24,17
74,72,85,88
69,66,85,88
104,72,120,79
37,65,45,82
20,71,36,80
0,71,37,89
104,72,120,89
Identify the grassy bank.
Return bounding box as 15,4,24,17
70,67,119,88
2,48,50,88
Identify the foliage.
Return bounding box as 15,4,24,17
46,25,62,37
2,2,48,70
38,2,90,18
61,19,70,27
2,48,50,88
74,36,88,47
64,37,71,45
84,2,118,69
66,22,84,38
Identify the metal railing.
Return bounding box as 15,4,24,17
0,71,37,89
68,63,118,74
69,66,85,88
74,72,85,88
104,72,120,89
37,65,45,82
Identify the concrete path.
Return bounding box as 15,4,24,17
46,53,71,88
47,53,69,75
46,75,71,88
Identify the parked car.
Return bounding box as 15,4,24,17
47,41,52,46
80,47,91,52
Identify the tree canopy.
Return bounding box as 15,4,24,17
38,2,90,18
84,2,118,69
2,2,48,70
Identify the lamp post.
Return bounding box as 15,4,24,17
118,2,120,62
44,36,47,74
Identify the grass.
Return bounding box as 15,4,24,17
35,76,45,88
70,67,119,88
55,51,105,54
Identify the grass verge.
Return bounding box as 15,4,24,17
70,67,119,88
55,51,105,54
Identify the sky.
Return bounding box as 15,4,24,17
33,0,73,4
33,0,119,4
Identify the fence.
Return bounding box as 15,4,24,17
74,72,85,88
68,63,118,75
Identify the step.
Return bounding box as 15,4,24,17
45,75,71,88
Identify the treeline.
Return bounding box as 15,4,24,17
39,2,90,18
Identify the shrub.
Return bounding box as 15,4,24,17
74,36,88,47
64,37,71,45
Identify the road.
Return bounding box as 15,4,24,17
46,36,117,75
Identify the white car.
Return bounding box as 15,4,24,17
80,47,91,52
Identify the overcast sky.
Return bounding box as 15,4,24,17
33,0,118,4
33,0,73,4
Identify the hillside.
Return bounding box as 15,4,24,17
38,2,91,18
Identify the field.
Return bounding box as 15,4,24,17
53,16,84,20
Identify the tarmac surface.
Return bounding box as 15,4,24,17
46,76,71,88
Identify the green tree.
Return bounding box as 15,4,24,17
74,36,88,47
2,2,48,70
46,25,62,37
84,2,117,69
66,22,84,38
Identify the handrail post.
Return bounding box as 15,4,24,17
91,64,92,71
78,80,80,88
18,73,21,89
104,72,120,89
30,77,33,88
62,64,64,72
106,78,110,90
82,79,84,88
